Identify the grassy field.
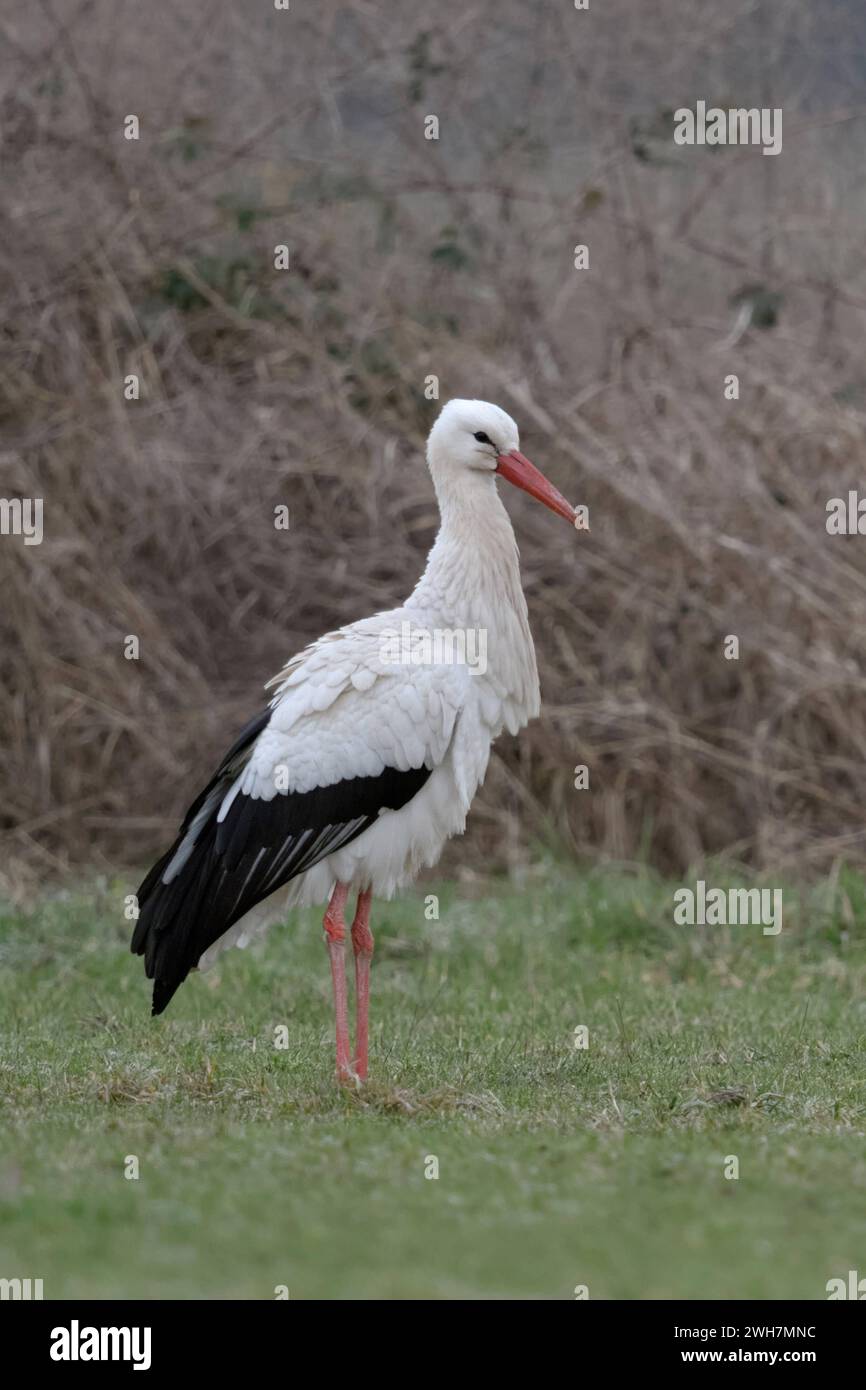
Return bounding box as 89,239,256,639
1,864,865,1300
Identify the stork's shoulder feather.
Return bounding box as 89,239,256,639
252,609,469,794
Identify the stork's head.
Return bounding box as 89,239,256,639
426,398,577,525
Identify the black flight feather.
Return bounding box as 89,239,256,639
131,709,430,1015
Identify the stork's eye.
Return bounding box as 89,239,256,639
473,431,494,445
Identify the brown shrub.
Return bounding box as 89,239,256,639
3,1,866,891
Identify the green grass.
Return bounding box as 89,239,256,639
1,864,865,1299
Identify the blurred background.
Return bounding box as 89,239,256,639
3,0,866,894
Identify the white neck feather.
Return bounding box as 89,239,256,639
407,470,540,726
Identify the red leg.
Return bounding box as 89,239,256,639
323,882,352,1081
351,888,374,1080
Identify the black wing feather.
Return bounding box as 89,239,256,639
131,710,430,1015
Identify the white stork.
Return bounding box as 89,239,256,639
132,398,578,1081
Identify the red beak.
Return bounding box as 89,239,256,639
495,450,578,526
